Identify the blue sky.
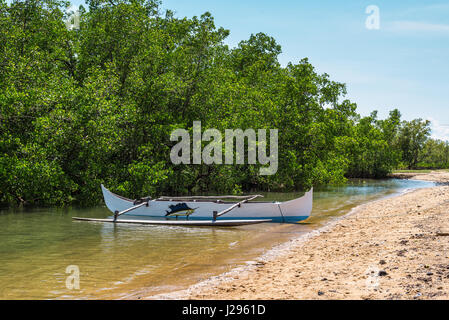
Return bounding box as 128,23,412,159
62,1,449,140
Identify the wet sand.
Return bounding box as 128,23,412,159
390,170,449,183
149,171,449,300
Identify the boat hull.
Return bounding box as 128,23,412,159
101,185,313,223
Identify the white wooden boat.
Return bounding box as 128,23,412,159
99,185,313,224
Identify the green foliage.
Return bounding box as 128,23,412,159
417,139,449,169
345,110,402,178
0,0,443,206
396,119,431,169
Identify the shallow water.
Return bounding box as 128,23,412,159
0,179,435,299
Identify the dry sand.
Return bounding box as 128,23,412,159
149,171,449,300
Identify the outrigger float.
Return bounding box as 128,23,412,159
72,185,313,227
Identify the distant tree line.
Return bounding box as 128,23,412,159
416,138,449,169
0,0,446,206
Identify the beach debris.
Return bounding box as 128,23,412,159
436,231,449,236
378,270,388,276
246,260,266,267
317,291,324,296
418,277,431,283
228,241,239,247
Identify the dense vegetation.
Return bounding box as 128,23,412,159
0,0,447,206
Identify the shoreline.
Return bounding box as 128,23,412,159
146,171,449,300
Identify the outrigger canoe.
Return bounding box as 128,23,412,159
91,185,313,224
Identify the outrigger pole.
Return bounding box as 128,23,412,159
113,197,151,222
212,195,262,221
157,195,263,201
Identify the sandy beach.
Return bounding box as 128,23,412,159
150,171,449,300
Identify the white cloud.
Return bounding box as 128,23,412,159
390,21,449,33
428,117,449,142
424,3,449,11
401,3,449,16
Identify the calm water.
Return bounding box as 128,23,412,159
0,179,435,299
